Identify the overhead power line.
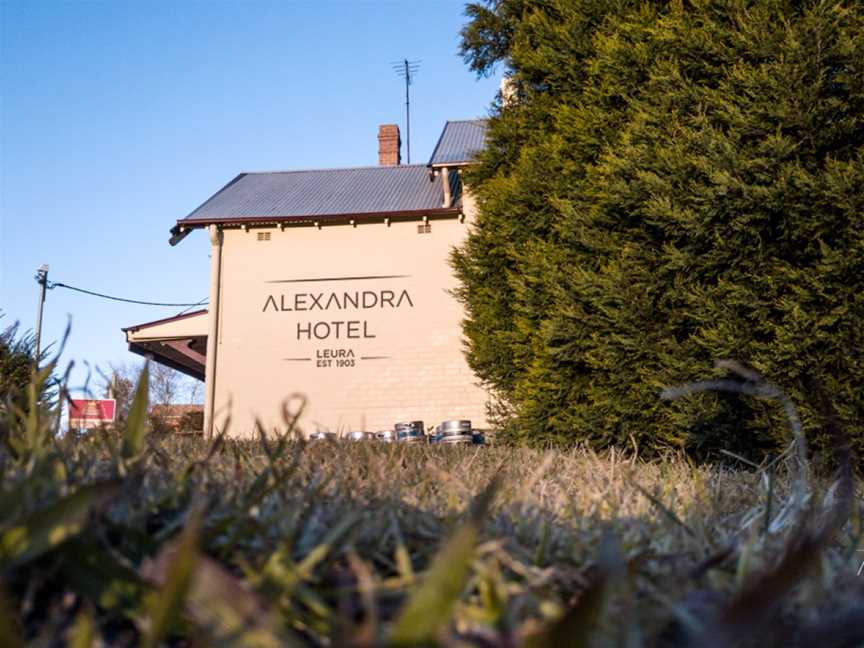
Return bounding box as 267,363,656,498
47,280,208,308
175,298,210,315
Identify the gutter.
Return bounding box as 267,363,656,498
169,225,191,246
121,309,208,333
173,207,461,232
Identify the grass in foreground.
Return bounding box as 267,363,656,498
1,366,863,646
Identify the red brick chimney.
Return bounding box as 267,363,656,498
378,124,401,166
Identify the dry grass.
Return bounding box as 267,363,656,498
1,364,863,646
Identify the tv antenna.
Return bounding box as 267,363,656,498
391,58,420,163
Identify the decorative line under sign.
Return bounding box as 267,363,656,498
267,274,411,284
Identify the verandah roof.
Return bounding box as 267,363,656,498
122,310,208,381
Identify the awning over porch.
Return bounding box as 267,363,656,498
122,310,208,381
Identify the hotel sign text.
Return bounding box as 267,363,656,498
263,276,414,342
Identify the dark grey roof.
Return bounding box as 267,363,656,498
179,164,459,225
428,119,488,166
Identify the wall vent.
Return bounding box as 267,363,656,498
417,223,431,234
257,231,271,241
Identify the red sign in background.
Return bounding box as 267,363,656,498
69,399,116,426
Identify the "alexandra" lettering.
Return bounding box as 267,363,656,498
263,289,414,312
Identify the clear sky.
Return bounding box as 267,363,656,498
0,0,502,397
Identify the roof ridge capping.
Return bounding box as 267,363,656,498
238,163,431,175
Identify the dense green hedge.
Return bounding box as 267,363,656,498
453,0,864,460
0,319,35,404
0,315,55,420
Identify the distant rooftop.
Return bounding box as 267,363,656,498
428,119,488,167
178,165,459,227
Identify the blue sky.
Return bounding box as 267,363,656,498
1,0,502,396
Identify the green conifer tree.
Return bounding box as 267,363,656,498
454,0,864,460
0,318,37,401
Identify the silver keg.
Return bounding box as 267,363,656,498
376,430,396,443
435,420,473,445
438,420,472,435
439,434,473,445
395,420,426,443
309,431,337,442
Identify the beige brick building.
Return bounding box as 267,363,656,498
123,120,490,437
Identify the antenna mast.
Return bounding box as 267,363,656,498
391,58,420,163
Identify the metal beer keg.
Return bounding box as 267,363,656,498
309,431,336,442
376,430,396,443
436,420,474,445
395,420,426,443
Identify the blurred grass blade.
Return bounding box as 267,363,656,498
390,513,415,585
390,522,477,645
347,550,379,647
67,605,96,648
183,553,304,648
702,532,824,647
0,481,119,572
390,476,498,646
526,532,623,648
141,505,301,648
256,513,359,601
631,480,696,538
140,504,202,648
296,512,359,579
527,581,607,648
0,585,23,648
0,489,27,528
59,538,144,611
122,363,149,460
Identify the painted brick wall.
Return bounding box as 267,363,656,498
212,198,489,437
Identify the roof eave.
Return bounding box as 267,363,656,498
429,160,476,169
174,207,462,230
128,341,205,381
121,309,209,334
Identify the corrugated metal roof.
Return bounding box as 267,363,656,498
179,164,460,225
428,119,488,166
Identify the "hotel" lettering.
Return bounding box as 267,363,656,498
296,321,376,340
